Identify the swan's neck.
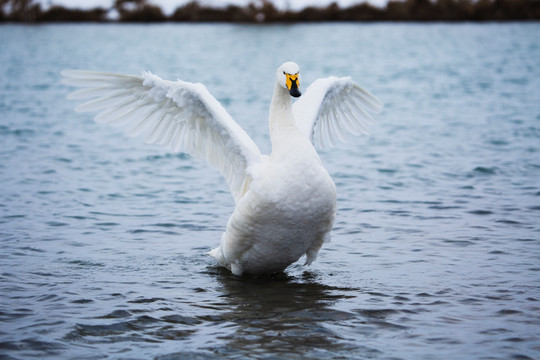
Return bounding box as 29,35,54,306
269,82,296,143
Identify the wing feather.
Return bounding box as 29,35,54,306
62,70,261,202
292,76,382,148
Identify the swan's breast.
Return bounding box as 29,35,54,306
219,141,337,274
265,157,336,219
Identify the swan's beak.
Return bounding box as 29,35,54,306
286,73,301,98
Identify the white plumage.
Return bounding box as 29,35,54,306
62,62,382,276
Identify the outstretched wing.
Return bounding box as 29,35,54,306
61,70,261,203
292,76,383,148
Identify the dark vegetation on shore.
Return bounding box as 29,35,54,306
1,0,539,22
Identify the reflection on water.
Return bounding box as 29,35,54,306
210,270,358,359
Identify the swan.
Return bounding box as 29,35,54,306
62,62,382,276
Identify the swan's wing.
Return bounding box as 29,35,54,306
61,70,261,202
292,76,383,148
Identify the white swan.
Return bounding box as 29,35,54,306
62,62,382,276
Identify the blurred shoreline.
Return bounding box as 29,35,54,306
2,0,539,23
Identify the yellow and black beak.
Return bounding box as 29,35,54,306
285,72,301,98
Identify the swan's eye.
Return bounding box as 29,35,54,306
283,71,286,74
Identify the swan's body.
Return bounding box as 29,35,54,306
62,62,382,276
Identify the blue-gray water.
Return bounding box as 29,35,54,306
1,23,539,360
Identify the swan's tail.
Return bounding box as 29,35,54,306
208,247,223,262
209,246,243,275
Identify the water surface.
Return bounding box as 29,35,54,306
1,23,539,359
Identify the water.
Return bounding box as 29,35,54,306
1,23,539,359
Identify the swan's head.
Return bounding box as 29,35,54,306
277,62,301,98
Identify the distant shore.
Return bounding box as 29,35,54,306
2,0,539,23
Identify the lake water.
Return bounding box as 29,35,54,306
1,23,539,360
